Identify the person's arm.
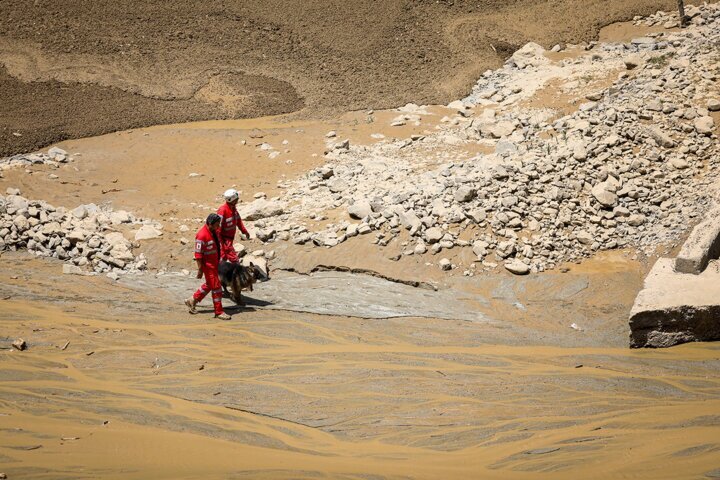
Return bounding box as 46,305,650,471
238,217,250,238
194,239,205,278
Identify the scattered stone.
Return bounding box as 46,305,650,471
694,116,715,135
439,258,452,271
12,339,26,351
240,198,284,221
62,264,83,275
624,54,643,69
424,227,444,244
48,147,68,161
135,225,163,241
454,186,476,203
348,201,372,220
591,183,618,208
505,260,530,275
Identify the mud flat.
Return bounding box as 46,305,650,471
2,254,720,479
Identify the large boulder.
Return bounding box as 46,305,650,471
12,215,29,231
109,210,132,224
505,260,530,275
240,198,284,221
398,209,422,234
510,42,549,69
348,200,372,220
591,183,618,208
647,127,676,148
424,227,444,244
694,116,715,135
5,195,28,212
454,186,476,203
135,225,163,241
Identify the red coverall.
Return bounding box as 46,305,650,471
217,202,249,263
192,224,224,315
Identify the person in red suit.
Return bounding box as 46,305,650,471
185,213,231,320
217,188,249,263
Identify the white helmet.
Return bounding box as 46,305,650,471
223,188,239,202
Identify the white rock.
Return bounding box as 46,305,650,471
505,260,530,275
575,231,594,245
624,54,643,69
135,225,163,241
328,178,348,193
240,198,284,221
109,210,131,224
488,121,516,138
591,183,618,208
466,209,487,224
348,201,372,220
628,214,646,226
647,127,676,148
670,158,689,169
454,186,476,203
708,99,720,112
12,215,28,231
62,264,83,275
510,42,549,69
694,116,715,135
398,210,422,233
48,147,68,161
439,258,452,271
424,227,444,244
66,230,87,243
71,205,88,220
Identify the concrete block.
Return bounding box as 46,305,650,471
675,208,720,274
629,258,720,348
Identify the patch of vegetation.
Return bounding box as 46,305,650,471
647,52,676,68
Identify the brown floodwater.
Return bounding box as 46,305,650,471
1,255,720,479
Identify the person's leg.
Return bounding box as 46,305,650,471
185,278,209,313
221,238,239,263
206,268,229,318
193,283,210,303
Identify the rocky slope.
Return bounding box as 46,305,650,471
238,4,720,275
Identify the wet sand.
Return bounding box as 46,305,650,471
1,256,720,479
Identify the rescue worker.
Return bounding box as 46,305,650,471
185,213,231,320
217,188,249,263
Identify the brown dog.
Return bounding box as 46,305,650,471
218,260,269,306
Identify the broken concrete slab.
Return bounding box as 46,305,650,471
629,258,720,348
675,208,720,274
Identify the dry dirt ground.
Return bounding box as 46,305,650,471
0,0,693,157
